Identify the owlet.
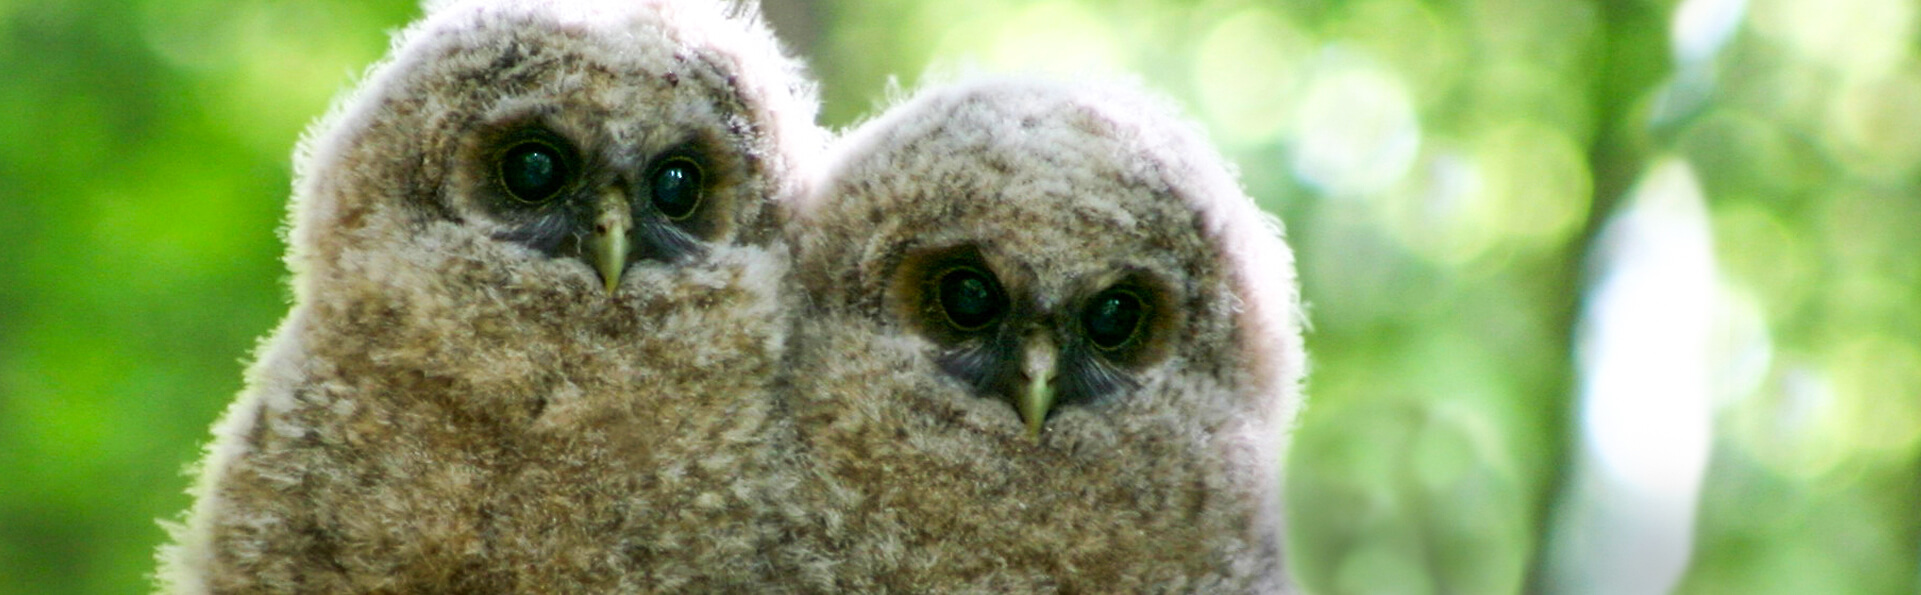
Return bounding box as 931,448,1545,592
772,77,1307,591
156,0,820,591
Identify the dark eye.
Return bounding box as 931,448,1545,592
650,156,704,221
498,140,570,203
1082,288,1147,351
934,266,1005,332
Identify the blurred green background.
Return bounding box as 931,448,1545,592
2,0,1916,592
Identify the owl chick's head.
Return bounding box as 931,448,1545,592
796,77,1304,447
288,0,820,303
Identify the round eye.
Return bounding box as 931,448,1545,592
650,156,704,221
1082,288,1147,351
935,266,1005,332
498,140,570,203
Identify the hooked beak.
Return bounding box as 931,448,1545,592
589,188,631,293
1016,334,1058,442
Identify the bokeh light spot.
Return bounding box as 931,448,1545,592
1816,186,1921,291
1474,120,1592,248
1711,202,1813,323
1751,0,1916,79
1378,145,1496,265
1327,0,1465,112
1290,52,1421,198
1373,121,1590,267
1191,8,1308,147
1825,65,1921,180
1736,363,1848,478
979,2,1121,76
1829,336,1921,455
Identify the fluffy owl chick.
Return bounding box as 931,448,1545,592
156,0,820,591
776,77,1307,591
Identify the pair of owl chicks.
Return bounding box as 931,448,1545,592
157,0,1306,592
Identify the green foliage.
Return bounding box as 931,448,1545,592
2,0,1914,593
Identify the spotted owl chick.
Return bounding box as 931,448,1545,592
773,77,1308,591
155,0,820,591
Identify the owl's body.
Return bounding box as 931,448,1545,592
773,79,1306,590
157,0,819,591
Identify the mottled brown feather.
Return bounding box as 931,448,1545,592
156,0,821,591
772,77,1307,592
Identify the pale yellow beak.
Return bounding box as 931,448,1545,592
590,189,631,293
1018,335,1058,442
